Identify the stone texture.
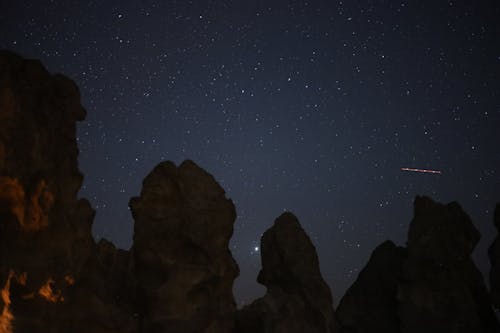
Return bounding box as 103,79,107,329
130,160,239,333
488,203,500,310
0,49,97,332
0,50,133,333
336,240,406,333
62,239,137,333
235,212,337,333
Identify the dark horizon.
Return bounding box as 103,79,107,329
1,1,499,306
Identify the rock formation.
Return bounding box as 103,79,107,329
399,196,498,333
0,51,240,333
488,203,500,310
130,160,239,333
336,240,406,333
0,49,99,332
1,50,499,333
336,196,499,333
235,212,337,333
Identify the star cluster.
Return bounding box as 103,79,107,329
1,1,499,305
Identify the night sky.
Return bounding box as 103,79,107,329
1,1,500,306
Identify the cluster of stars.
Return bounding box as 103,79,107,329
1,0,499,305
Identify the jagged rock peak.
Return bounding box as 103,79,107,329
337,196,499,333
235,212,337,333
336,240,406,333
258,212,330,291
408,195,480,262
130,159,239,333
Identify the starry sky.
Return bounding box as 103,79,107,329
1,1,500,306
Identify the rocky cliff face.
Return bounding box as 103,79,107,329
0,49,99,332
130,160,239,333
0,51,240,333
488,204,500,310
337,196,499,333
235,212,337,333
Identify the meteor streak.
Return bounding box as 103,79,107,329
401,167,441,174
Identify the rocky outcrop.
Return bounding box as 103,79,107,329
337,196,499,333
488,203,500,310
1,50,499,333
235,212,337,333
64,239,137,333
398,197,498,333
0,49,99,332
0,51,240,332
130,160,239,333
336,240,405,333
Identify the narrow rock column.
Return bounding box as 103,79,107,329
130,160,239,333
235,212,337,333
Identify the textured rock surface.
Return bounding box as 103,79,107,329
0,50,134,332
336,240,405,333
64,239,137,333
235,212,337,333
488,204,500,310
130,160,239,333
336,196,499,333
0,49,96,332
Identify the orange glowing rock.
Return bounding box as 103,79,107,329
0,271,15,333
38,278,64,303
0,177,25,228
64,275,75,286
0,177,54,232
16,273,27,287
24,180,54,232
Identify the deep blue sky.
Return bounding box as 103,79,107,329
1,0,499,306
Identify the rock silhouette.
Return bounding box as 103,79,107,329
336,196,499,333
489,203,500,310
1,50,499,332
130,160,239,333
336,240,405,333
235,212,337,333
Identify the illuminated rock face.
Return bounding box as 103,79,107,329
0,50,105,332
235,213,338,333
130,160,239,333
